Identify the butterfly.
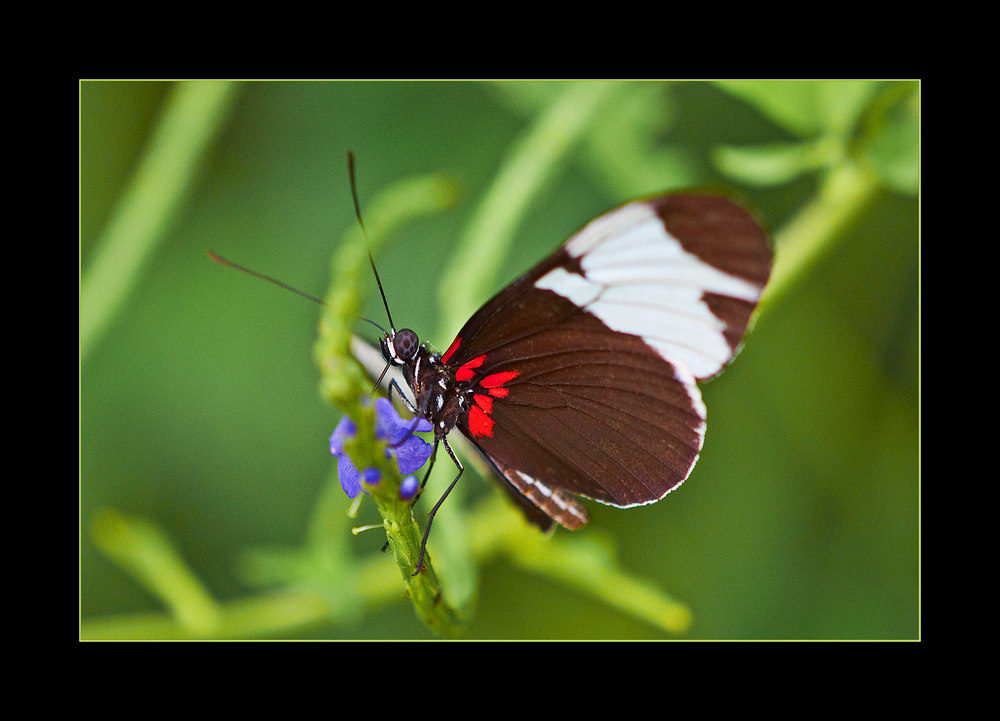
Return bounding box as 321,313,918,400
370,192,772,573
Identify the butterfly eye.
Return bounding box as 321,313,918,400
391,328,419,362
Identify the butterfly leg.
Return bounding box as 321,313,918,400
385,379,434,460
388,379,417,414
407,436,438,507
413,437,463,576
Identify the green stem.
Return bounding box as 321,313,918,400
758,159,880,315
90,508,223,635
314,170,465,636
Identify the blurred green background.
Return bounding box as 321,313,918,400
81,81,918,639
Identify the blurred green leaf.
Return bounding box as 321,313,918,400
862,84,919,195
584,83,698,197
714,141,818,186
715,80,880,136
90,508,223,636
81,81,239,363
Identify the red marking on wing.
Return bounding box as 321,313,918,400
480,370,519,388
468,404,494,437
455,354,486,382
441,336,462,364
473,393,493,414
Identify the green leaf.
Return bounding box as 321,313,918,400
715,80,880,136
714,141,818,186
862,84,919,195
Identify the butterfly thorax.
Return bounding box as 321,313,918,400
403,345,471,440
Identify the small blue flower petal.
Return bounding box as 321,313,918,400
338,456,381,499
338,454,363,498
374,397,431,445
391,435,434,474
400,476,419,501
330,416,357,456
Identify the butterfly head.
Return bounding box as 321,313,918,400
381,327,419,366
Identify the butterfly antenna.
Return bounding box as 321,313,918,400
348,151,398,334
360,317,388,336
368,250,397,333
206,251,326,306
348,150,366,234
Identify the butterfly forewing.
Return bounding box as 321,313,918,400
442,194,771,529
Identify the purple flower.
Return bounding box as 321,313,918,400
330,398,433,499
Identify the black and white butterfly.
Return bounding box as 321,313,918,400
211,157,772,575
371,193,772,571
